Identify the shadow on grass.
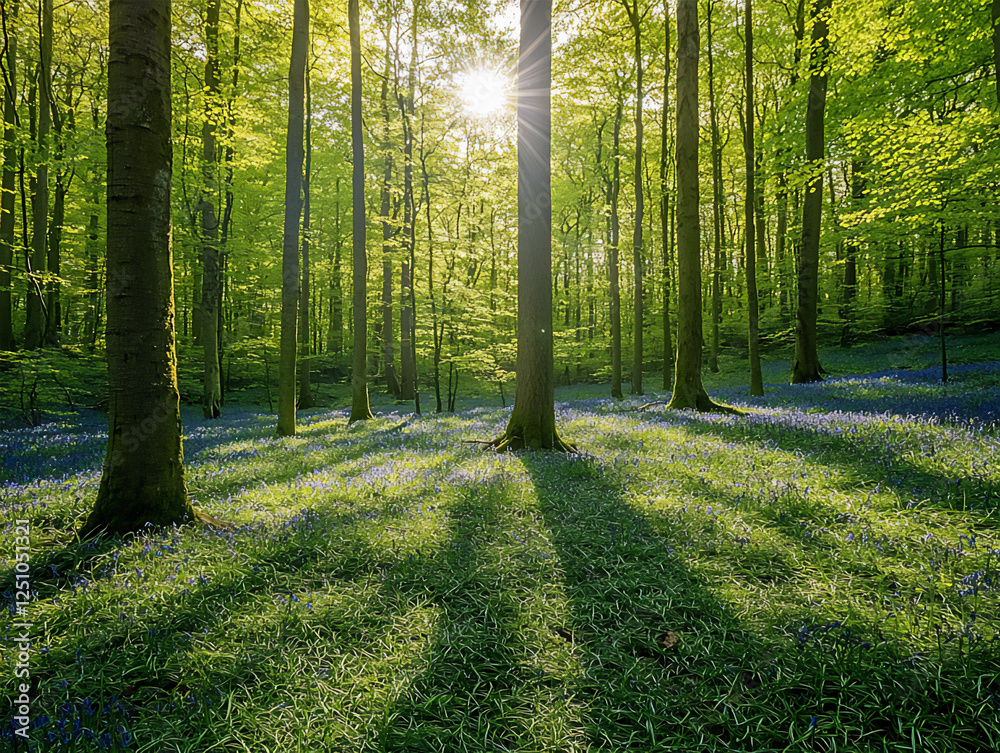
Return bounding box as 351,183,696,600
520,451,1000,752
668,410,1000,521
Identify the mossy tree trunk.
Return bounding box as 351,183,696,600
276,0,308,436
667,0,725,412
81,0,195,537
349,0,373,423
791,0,831,384
494,0,572,452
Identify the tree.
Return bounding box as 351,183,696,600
623,0,644,395
200,0,223,419
666,0,725,412
349,0,373,423
493,0,572,451
24,0,52,350
276,0,308,436
0,0,16,351
659,0,673,390
298,65,314,409
745,0,763,396
81,0,195,536
791,0,831,384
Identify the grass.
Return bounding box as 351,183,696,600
2,338,1000,751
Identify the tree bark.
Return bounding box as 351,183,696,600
328,176,343,353
81,0,195,537
791,0,831,384
24,0,52,350
667,0,724,412
200,0,222,418
379,37,401,398
349,0,373,422
399,9,418,405
660,0,672,389
298,67,314,409
993,0,999,107
745,0,763,396
494,0,572,451
277,0,308,436
0,0,15,351
609,95,623,399
707,0,722,374
626,0,644,395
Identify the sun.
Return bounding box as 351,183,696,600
457,68,511,118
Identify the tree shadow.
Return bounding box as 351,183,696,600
519,451,1000,751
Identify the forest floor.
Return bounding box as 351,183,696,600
2,334,1000,751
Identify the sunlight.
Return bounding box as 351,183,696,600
457,68,511,118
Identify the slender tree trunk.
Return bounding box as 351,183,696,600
399,13,418,405
24,0,52,349
627,0,644,394
81,0,195,537
791,0,831,384
707,1,722,374
609,95,623,399
840,159,861,347
668,0,724,412
298,67,314,409
276,0,308,436
328,177,343,353
200,0,223,418
349,0,373,422
378,39,400,398
0,0,15,351
660,0,672,389
495,0,571,451
939,221,948,383
745,0,763,396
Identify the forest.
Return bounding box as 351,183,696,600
1,0,999,749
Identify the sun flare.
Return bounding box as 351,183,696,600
457,69,511,118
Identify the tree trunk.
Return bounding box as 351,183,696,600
200,0,223,419
0,0,15,351
667,0,724,412
660,0,672,390
349,0,373,422
707,0,722,374
840,159,861,348
328,177,343,353
399,11,418,404
298,68,314,409
745,0,763,396
81,0,195,537
494,0,572,451
276,0,308,436
791,0,831,384
628,0,644,395
609,95,623,399
993,0,999,107
24,0,52,350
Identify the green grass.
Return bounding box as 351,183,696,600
3,355,1000,751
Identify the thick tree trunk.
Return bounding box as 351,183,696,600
628,0,644,395
495,0,572,451
745,0,763,396
24,0,52,350
0,0,15,351
298,70,314,409
660,0,672,390
667,0,724,412
609,96,623,399
349,0,373,422
81,0,195,537
200,0,223,419
276,0,308,436
707,1,722,374
791,0,831,384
